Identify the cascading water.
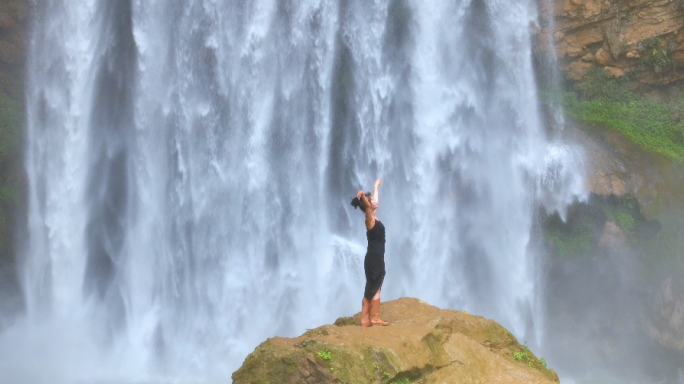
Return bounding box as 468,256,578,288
0,0,585,382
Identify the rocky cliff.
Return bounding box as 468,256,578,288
538,0,684,87
532,2,684,373
542,123,684,375
232,298,559,384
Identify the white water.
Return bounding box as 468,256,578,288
1,0,585,382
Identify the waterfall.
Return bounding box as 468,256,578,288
0,0,585,382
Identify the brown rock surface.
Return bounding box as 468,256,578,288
604,65,625,78
566,61,592,80
537,0,684,87
232,298,559,384
647,278,684,350
598,220,627,249
594,45,613,65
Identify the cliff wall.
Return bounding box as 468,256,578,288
538,0,684,87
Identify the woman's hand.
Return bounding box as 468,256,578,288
374,179,382,187
357,190,364,198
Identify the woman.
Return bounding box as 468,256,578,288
351,178,389,327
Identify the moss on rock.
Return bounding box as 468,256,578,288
233,298,559,384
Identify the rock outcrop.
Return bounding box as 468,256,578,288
537,0,684,87
232,298,558,384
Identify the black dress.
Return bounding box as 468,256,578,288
364,219,386,300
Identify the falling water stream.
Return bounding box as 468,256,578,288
0,0,585,382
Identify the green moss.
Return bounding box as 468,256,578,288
546,226,596,258
544,206,601,259
333,316,357,327
610,208,635,236
597,196,641,242
507,341,558,381
317,349,333,362
542,195,656,260
561,68,684,163
513,351,530,361
234,300,561,383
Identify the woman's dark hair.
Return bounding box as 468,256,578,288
351,192,372,213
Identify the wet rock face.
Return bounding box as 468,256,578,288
0,0,29,320
0,0,30,96
648,278,684,351
232,298,559,384
567,125,684,220
541,122,684,378
537,0,684,87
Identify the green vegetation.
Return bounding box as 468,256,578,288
316,348,335,371
637,37,676,74
562,67,684,163
545,213,599,259
543,195,651,259
374,364,398,383
387,378,410,384
317,349,333,362
512,347,553,372
601,196,642,243
513,351,530,361
333,315,357,326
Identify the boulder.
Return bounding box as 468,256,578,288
232,298,559,384
594,46,613,66
565,61,592,80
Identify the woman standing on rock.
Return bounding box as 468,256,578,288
351,178,389,327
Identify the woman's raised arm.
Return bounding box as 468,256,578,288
372,179,382,207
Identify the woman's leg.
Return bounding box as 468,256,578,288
361,297,371,327
370,288,388,326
